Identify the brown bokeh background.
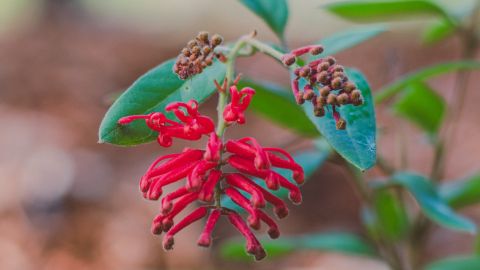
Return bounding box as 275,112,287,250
1,0,480,269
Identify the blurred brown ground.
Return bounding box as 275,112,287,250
1,0,480,269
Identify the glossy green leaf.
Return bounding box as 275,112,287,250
424,256,480,270
439,173,480,209
422,19,456,45
391,172,476,234
238,79,319,137
98,58,226,146
221,147,330,211
324,0,454,24
238,0,288,41
302,68,377,170
393,82,446,134
372,190,410,240
318,25,387,56
220,232,376,261
375,61,480,103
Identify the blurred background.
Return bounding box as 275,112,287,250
1,0,480,269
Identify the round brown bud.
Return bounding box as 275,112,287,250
282,54,296,66
316,71,329,84
333,64,344,72
295,93,305,104
336,118,347,130
319,86,330,97
351,89,361,100
327,93,337,105
187,40,197,48
326,56,336,65
331,77,343,89
211,34,223,46
294,68,301,76
299,67,311,77
181,48,191,57
317,62,330,72
201,61,208,68
332,71,345,79
197,31,209,42
353,98,363,106
314,106,325,117
202,46,211,54
192,46,201,55
205,55,214,66
303,90,315,100
310,46,324,55
189,54,197,61
344,82,356,93
316,96,327,106
336,93,349,105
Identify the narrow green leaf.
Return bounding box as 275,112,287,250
98,59,226,146
424,256,480,270
221,148,330,211
238,0,288,41
302,68,377,170
391,172,476,234
220,237,295,261
220,232,377,261
393,82,446,134
299,232,377,257
238,79,320,137
375,61,480,103
439,174,480,209
324,0,454,24
422,19,456,45
372,190,410,240
318,25,387,56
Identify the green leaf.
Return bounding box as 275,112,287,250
220,232,377,261
98,58,226,146
372,190,410,240
422,19,456,45
318,25,387,56
221,147,330,211
424,256,480,270
238,79,319,137
390,172,476,234
324,0,454,24
302,68,377,170
439,174,480,209
238,0,288,41
375,61,480,103
393,82,446,134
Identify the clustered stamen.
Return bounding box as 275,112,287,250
117,82,304,260
173,31,225,80
282,45,364,130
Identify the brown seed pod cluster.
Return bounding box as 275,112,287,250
284,45,363,130
173,31,225,80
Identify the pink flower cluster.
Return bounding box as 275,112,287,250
118,84,304,260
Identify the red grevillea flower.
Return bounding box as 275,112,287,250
118,96,304,260
223,85,255,125
118,100,214,147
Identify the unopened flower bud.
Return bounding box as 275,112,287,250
351,89,361,100
281,54,296,66
202,46,211,54
353,98,363,106
192,46,201,55
331,77,343,89
327,93,337,105
314,106,325,117
309,46,324,55
299,67,311,77
319,86,330,97
187,40,197,48
296,92,305,104
332,71,345,79
211,34,223,46
332,64,344,72
182,48,191,57
336,118,347,130
344,82,356,93
326,56,336,65
316,71,329,84
336,93,349,105
316,96,326,106
197,31,209,42
317,62,330,72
